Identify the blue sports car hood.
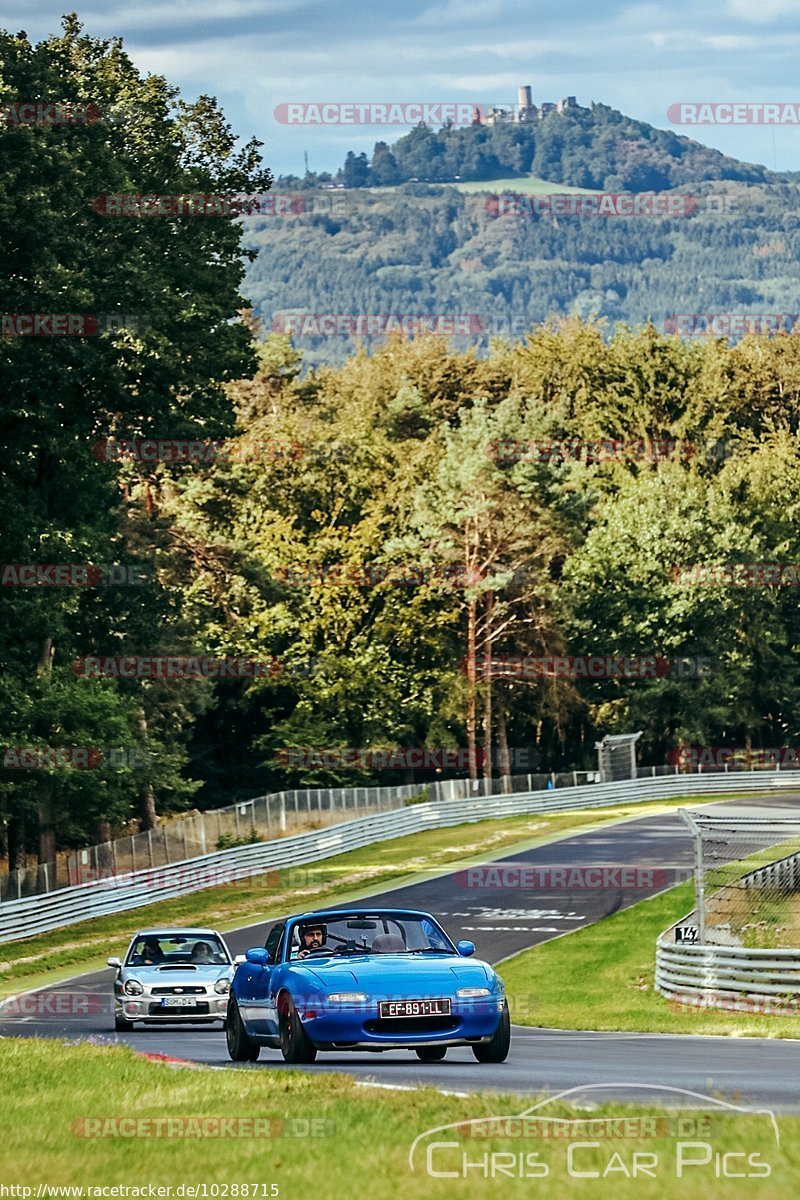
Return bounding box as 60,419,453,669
294,954,492,990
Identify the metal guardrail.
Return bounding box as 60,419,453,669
1,769,795,946
656,933,800,1005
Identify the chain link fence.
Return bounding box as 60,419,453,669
682,810,800,948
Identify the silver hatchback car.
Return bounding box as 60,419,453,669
108,928,235,1031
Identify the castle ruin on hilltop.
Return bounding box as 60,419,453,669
481,84,580,125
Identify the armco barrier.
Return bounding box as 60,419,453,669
656,931,800,1006
0,770,794,945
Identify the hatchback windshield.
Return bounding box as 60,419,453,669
127,934,229,966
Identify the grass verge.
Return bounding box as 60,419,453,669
0,1038,797,1197
502,881,800,1038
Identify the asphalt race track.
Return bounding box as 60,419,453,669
4,793,800,1110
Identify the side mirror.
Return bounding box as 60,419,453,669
456,940,476,957
233,953,246,965
245,947,269,966
107,957,122,969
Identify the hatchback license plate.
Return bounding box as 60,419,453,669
379,998,451,1018
160,997,197,1008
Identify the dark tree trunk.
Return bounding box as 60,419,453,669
497,697,512,792
138,708,158,829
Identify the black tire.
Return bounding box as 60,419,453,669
472,1001,510,1063
226,997,260,1062
114,1013,135,1032
415,1046,447,1061
278,995,318,1064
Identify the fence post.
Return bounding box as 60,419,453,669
266,796,272,838
280,793,287,833
251,802,257,833
682,810,705,943
147,828,154,868
163,824,170,863
183,821,189,858
199,813,206,855
235,804,241,837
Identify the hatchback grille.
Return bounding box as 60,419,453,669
151,985,207,996
147,1001,210,1015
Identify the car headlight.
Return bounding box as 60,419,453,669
214,978,231,994
326,992,368,1003
124,979,144,996
456,987,491,998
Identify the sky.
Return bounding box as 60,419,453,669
5,0,800,179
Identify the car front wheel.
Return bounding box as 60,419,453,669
472,1001,510,1063
226,997,260,1062
114,1013,135,1032
278,995,317,1064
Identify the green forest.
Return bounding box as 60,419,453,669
4,21,800,870
243,178,800,372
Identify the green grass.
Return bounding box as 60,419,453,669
502,881,800,1038
0,1039,797,1197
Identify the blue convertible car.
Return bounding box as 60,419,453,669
226,907,510,1065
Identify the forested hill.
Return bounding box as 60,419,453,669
242,173,800,371
287,102,780,191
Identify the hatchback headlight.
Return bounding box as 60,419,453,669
214,978,231,994
456,987,491,998
326,992,367,1003
124,979,144,996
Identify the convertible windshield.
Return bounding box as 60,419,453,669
289,914,455,959
127,934,229,966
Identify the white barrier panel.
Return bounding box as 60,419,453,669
0,770,793,945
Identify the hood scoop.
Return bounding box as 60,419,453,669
157,964,197,971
